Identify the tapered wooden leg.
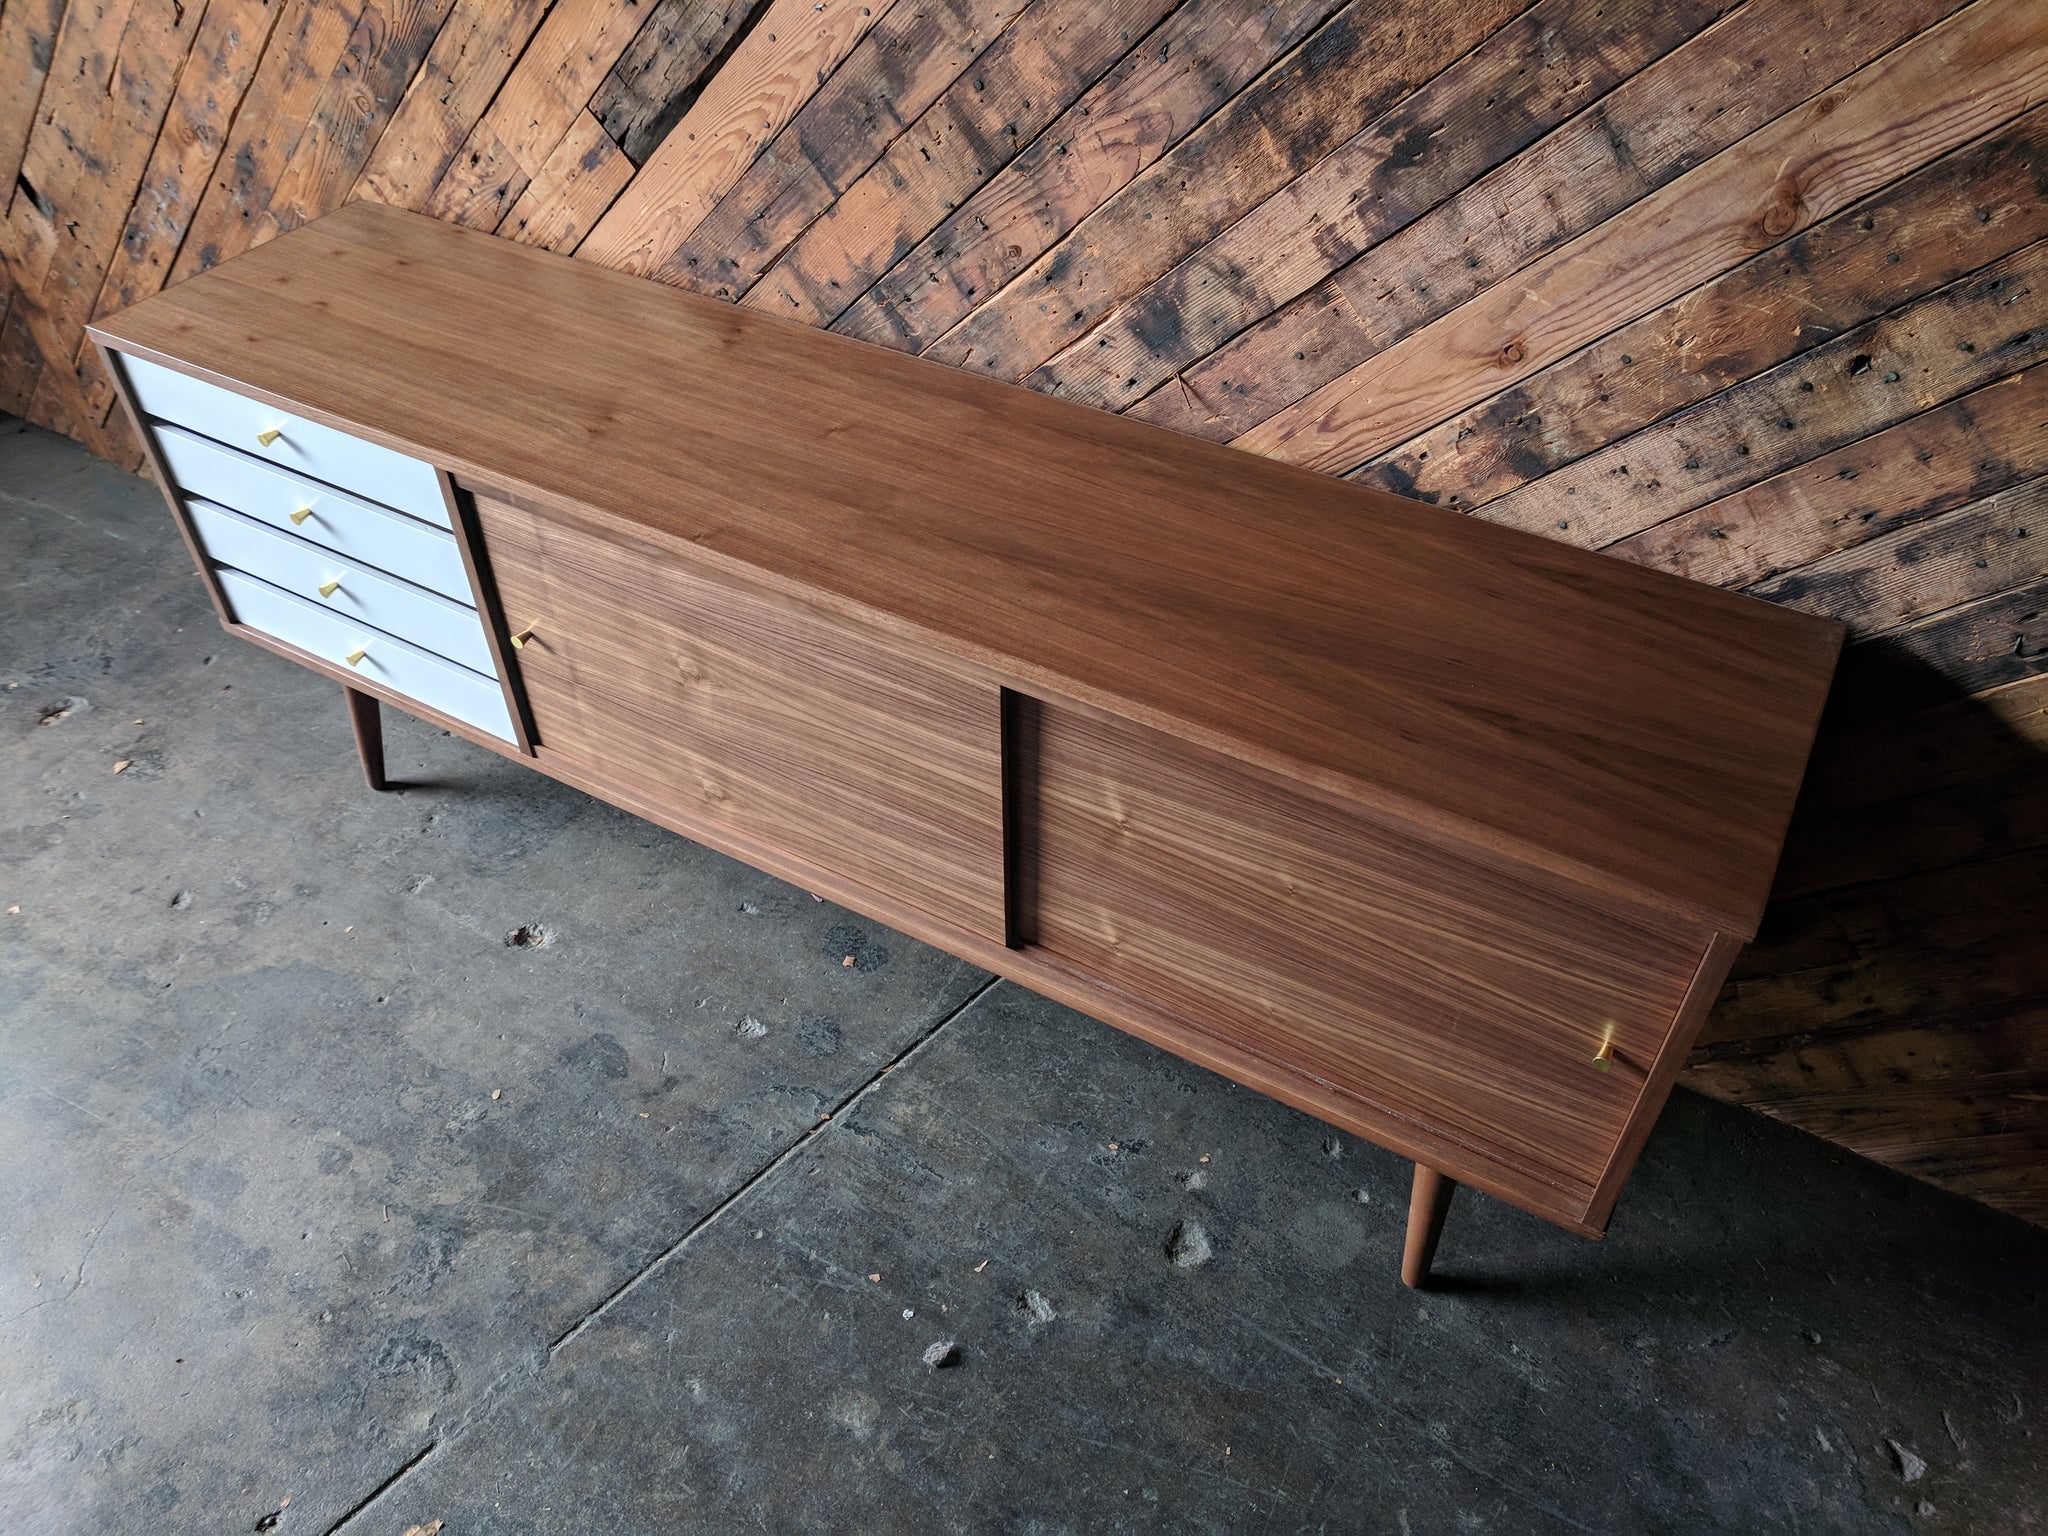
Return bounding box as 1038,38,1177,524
1402,1163,1457,1288
344,685,388,791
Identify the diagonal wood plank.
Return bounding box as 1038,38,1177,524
0,283,14,407
74,0,284,427
349,0,553,212
1039,0,1735,413
422,0,661,231
0,175,58,394
0,278,40,414
1126,0,1967,441
1774,759,2048,900
589,0,768,167
2,0,143,293
1359,105,2048,513
1688,997,2048,1226
1233,0,2048,475
86,0,284,320
576,0,900,274
0,0,90,410
1613,364,2048,590
498,109,636,250
14,0,201,444
65,0,451,446
0,0,66,215
1750,474,2048,636
733,0,1182,326
167,0,368,283
651,0,1032,300
1478,236,2048,547
1832,576,2048,716
1706,848,2048,1042
921,0,1529,381
829,0,1348,353
250,0,456,245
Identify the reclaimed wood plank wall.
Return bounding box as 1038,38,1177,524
4,0,2045,1225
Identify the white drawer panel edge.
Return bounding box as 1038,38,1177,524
190,500,497,676
124,353,448,526
158,425,473,601
218,569,515,743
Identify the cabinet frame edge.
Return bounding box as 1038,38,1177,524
440,470,537,756
94,341,238,632
1584,930,1746,1230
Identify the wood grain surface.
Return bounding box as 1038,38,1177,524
1235,0,2048,474
90,201,1840,940
1020,695,1708,1226
578,0,896,275
476,490,1008,944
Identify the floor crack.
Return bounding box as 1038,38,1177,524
323,1439,439,1535
316,973,1005,1529
549,973,1004,1356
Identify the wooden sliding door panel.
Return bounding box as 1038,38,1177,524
1023,699,1706,1202
478,494,1006,941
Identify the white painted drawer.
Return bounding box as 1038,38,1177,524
124,353,446,525
158,425,472,602
218,570,515,742
190,501,496,676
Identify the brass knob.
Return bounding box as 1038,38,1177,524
344,646,367,667
257,428,283,447
1591,1032,1615,1072
510,626,535,649
289,506,314,525
318,578,341,598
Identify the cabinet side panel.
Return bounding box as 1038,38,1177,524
478,493,1007,943
95,343,235,624
1586,930,1745,1230
1027,699,1708,1203
440,472,536,755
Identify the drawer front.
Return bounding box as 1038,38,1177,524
124,354,447,525
1020,699,1705,1217
158,425,472,601
218,569,514,742
477,494,1006,942
190,500,495,675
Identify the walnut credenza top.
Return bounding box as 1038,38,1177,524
91,200,1841,1258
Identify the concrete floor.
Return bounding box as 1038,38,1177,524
2,415,2045,1536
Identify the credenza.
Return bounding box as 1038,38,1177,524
89,201,1841,1286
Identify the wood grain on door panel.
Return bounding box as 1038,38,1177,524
1021,697,1707,1208
478,493,1007,942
